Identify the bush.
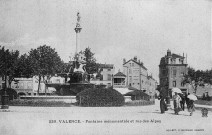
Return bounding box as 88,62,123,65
76,88,125,107
125,90,150,101
0,88,18,100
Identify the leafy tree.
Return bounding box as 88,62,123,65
83,47,98,74
15,53,33,78
28,45,63,95
0,46,20,88
183,67,212,94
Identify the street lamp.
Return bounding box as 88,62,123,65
1,51,9,109
1,75,9,109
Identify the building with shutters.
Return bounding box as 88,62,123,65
159,49,188,97
122,56,157,96
90,63,115,88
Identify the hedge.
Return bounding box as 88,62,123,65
7,99,72,107
125,90,150,101
0,88,18,100
125,100,155,106
76,88,125,107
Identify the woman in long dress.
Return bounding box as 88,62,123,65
179,93,186,111
173,92,181,115
187,99,195,116
159,95,167,114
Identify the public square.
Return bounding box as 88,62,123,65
0,100,211,135
0,1,211,135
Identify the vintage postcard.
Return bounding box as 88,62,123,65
0,0,211,135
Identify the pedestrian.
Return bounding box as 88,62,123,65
185,93,190,108
179,93,186,111
159,94,167,114
173,92,181,115
187,99,195,116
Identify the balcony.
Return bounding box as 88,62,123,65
113,83,126,88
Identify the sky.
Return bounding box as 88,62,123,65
0,0,211,81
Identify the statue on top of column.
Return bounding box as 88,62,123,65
76,12,81,28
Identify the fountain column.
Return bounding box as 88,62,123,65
74,12,82,56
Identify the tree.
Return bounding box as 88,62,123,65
28,45,63,95
0,46,20,88
183,67,212,94
83,47,98,74
15,53,33,78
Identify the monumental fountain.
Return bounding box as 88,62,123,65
46,12,95,96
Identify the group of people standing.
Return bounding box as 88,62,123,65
159,92,195,116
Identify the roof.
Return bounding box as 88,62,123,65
98,64,114,69
114,72,126,77
171,53,184,59
123,59,147,70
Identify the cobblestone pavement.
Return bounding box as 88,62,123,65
0,100,211,135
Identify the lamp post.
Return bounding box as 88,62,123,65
1,76,9,109
1,51,9,109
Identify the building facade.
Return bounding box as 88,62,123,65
90,64,115,87
159,49,188,96
113,72,126,88
122,56,157,95
0,77,2,90
10,76,63,96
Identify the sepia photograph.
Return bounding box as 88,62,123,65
0,0,212,135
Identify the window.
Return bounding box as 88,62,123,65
173,81,176,87
107,74,112,80
162,69,166,76
129,76,132,82
20,83,24,89
15,84,19,88
132,63,134,67
56,79,60,83
27,82,32,89
173,59,176,64
129,69,132,74
129,63,131,66
181,81,184,87
108,69,111,71
173,67,177,78
138,83,139,85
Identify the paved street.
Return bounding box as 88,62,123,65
0,100,211,135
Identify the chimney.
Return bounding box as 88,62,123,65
123,58,126,64
138,59,141,63
134,56,137,61
167,49,171,56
